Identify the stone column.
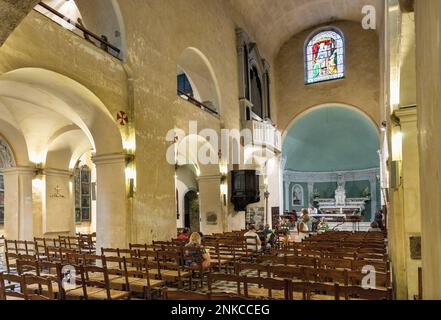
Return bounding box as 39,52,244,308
2,167,34,240
395,107,422,299
284,181,290,212
415,0,441,299
92,153,128,251
307,182,314,207
43,169,75,237
198,174,223,235
369,178,377,222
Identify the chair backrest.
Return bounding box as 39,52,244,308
285,255,317,268
341,285,392,300
162,288,208,300
83,264,112,299
16,259,39,276
24,275,54,300
0,273,26,300
319,258,352,270
305,282,340,300
270,265,304,280
235,263,270,278
207,273,242,295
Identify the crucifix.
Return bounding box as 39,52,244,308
51,185,65,198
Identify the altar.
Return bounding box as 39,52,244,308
315,178,370,214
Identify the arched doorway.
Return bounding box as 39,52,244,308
184,190,200,233
282,105,381,229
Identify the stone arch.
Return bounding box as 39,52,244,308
177,47,222,114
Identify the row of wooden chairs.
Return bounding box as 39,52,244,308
2,254,166,300
235,263,391,289
206,273,392,300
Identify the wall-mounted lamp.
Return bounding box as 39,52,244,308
220,182,228,206
125,154,136,198
391,131,403,162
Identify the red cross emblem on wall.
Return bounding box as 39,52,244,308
117,111,129,126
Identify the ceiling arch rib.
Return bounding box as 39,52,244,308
229,0,382,58
0,68,123,165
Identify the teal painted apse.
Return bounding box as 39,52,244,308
283,106,380,172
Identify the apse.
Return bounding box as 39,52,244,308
282,105,381,221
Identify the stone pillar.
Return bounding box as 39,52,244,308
284,181,290,212
43,169,75,237
415,0,441,299
307,182,314,207
369,178,377,222
93,154,128,251
396,107,422,299
198,174,223,235
2,167,34,240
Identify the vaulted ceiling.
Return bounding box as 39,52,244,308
229,0,383,59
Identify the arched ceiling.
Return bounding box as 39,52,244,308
283,106,380,172
229,0,382,58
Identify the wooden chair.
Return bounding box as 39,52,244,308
207,273,242,296
270,265,304,282
352,259,390,273
243,276,289,300
156,251,191,289
0,273,26,300
346,270,391,289
121,256,164,299
162,288,208,300
24,275,54,300
285,255,317,268
286,281,308,300
81,264,130,300
5,252,19,273
306,282,340,300
16,258,39,276
341,285,393,300
319,258,352,270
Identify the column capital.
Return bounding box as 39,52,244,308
44,168,72,178
395,106,417,124
92,153,127,166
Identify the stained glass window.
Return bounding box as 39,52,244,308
305,29,345,84
75,165,91,222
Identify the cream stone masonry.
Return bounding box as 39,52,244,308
92,153,127,250
276,21,381,131
0,0,39,46
2,166,34,240
415,0,441,300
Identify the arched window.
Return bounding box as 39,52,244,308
75,165,92,222
292,184,304,207
305,28,345,84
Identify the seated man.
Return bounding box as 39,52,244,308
244,225,262,252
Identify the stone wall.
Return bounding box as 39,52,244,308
275,20,381,132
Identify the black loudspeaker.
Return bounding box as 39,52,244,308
231,170,260,211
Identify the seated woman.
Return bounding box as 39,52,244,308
297,214,311,242
184,232,211,269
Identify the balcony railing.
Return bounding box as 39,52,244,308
35,2,121,60
177,90,219,117
247,119,282,152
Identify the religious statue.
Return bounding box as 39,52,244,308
335,175,346,206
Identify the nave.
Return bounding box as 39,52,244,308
0,230,392,301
